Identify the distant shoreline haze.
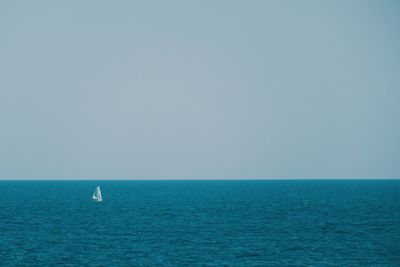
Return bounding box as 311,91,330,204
0,178,399,181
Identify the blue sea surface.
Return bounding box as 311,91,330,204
0,180,399,266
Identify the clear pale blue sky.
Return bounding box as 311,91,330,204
0,0,399,179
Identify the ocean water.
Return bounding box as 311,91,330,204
0,180,399,266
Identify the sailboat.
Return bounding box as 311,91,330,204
92,186,103,202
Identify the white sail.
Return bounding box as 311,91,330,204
92,186,102,202
97,187,102,201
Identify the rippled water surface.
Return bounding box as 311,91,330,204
0,180,399,266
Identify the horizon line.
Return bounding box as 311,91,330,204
0,177,399,181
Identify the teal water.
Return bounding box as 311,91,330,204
0,180,399,266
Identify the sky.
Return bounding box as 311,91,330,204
0,0,399,179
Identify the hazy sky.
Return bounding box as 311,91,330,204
0,0,399,179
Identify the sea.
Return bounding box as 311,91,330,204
0,180,399,266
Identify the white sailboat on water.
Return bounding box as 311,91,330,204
92,186,103,202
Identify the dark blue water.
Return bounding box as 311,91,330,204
0,180,399,266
